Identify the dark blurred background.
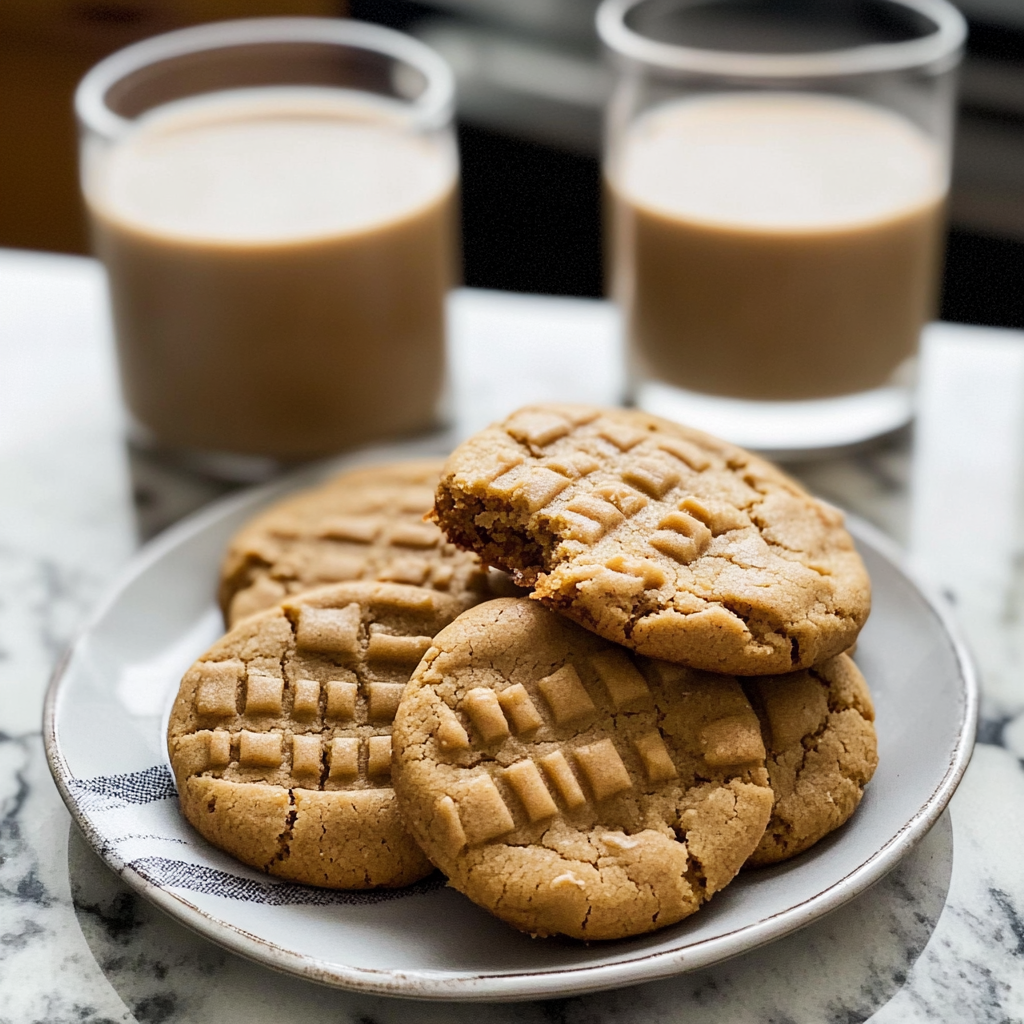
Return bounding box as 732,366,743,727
4,0,1024,327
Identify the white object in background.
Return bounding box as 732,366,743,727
909,321,1024,592
448,287,623,438
0,249,134,736
909,320,1024,719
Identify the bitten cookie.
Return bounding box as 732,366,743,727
168,581,462,889
391,598,775,940
743,653,878,866
433,404,870,675
220,459,491,626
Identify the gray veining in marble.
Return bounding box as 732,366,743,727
3,252,1024,1020
63,815,952,1024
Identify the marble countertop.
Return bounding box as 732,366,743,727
2,248,1023,1021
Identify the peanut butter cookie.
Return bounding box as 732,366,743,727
391,598,775,939
433,404,870,675
220,459,491,626
744,653,878,866
168,581,461,889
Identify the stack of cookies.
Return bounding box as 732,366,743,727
167,404,878,941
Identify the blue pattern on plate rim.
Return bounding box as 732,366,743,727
67,765,445,906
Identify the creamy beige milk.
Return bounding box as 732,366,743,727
85,89,458,459
609,92,947,401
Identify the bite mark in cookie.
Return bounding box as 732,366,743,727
432,404,870,675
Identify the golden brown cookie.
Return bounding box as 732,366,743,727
391,598,775,940
433,404,870,675
168,581,463,889
220,459,491,626
743,653,878,866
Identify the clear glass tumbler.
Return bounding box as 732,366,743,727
599,0,965,455
77,19,458,479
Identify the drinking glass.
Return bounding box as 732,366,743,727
599,0,965,455
77,18,458,480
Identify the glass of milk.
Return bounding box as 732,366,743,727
599,0,965,456
76,19,458,479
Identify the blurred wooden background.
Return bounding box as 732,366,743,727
0,0,342,254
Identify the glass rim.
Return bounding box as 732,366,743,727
596,0,967,79
75,16,456,141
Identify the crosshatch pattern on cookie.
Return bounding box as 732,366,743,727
391,598,778,939
432,404,870,675
189,731,400,782
436,408,736,574
170,583,463,795
219,460,492,626
417,619,769,850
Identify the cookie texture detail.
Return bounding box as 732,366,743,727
432,404,870,674
744,653,878,866
391,598,775,940
168,581,461,889
220,459,492,626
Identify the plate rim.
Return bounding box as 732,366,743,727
43,469,979,1002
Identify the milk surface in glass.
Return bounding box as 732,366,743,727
85,88,458,459
609,92,947,402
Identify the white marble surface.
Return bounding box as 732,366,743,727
2,250,1024,1020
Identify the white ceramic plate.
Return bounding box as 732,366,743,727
44,443,977,1002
